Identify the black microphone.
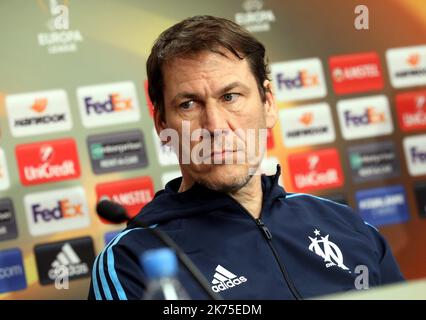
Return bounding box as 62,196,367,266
96,199,222,300
97,199,128,224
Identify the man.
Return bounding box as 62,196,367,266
89,15,404,300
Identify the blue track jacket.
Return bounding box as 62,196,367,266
89,167,404,300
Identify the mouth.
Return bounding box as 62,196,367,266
199,149,245,163
211,149,235,156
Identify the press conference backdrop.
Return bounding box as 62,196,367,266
0,0,425,299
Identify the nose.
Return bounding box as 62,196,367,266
202,101,229,134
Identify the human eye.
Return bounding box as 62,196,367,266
179,100,195,110
222,93,240,103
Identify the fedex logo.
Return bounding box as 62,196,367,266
271,58,327,102
404,134,426,176
15,138,80,186
337,95,393,140
386,45,426,88
6,89,72,137
275,70,319,90
410,147,426,163
329,52,384,95
288,148,344,192
32,199,83,223
344,107,385,126
396,90,426,132
77,81,140,128
24,187,90,236
84,93,133,115
96,176,154,222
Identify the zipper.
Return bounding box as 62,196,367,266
227,197,303,300
255,218,302,300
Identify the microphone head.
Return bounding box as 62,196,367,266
96,199,129,224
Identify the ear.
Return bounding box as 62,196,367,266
154,107,167,141
263,80,278,129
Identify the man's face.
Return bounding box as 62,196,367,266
155,49,277,192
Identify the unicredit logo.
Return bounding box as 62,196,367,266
295,169,339,189
396,90,426,132
24,161,76,182
344,107,385,127
85,93,133,115
23,145,76,182
16,138,81,186
403,110,426,127
276,71,319,90
32,199,83,223
288,148,344,192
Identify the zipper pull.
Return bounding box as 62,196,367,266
256,219,272,240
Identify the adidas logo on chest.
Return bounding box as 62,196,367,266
210,265,247,292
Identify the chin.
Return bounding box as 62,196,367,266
193,163,253,193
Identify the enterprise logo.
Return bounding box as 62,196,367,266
87,129,148,174
348,141,400,183
0,198,18,242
